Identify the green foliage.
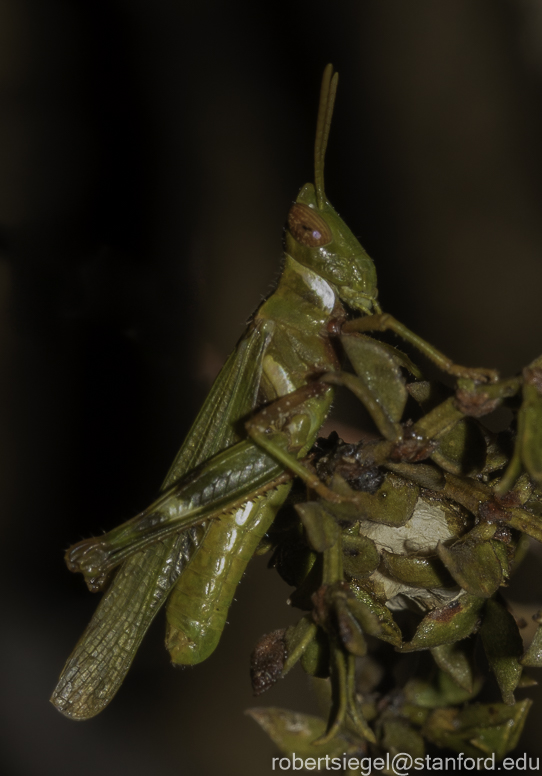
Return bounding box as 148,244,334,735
249,356,542,762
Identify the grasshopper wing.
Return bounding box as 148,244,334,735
51,321,274,719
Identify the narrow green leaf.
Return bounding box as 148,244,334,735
520,377,542,485
431,642,475,692
348,582,402,646
480,599,523,705
246,708,361,759
520,610,542,667
282,615,318,676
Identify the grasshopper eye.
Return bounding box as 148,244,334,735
287,203,332,247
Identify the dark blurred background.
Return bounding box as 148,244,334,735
2,1,542,774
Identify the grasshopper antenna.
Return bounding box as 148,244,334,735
314,63,339,210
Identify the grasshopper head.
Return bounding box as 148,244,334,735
284,65,378,315
285,183,378,315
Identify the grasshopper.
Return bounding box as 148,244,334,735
51,65,496,722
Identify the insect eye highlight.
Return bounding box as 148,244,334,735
287,203,332,247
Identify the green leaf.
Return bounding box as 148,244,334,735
246,708,362,759
332,595,367,657
381,717,425,758
431,418,487,476
480,599,523,705
341,333,408,424
385,461,445,490
437,535,503,598
431,642,475,692
404,669,483,708
341,533,380,579
423,700,532,760
299,627,330,678
381,549,454,589
520,376,542,485
282,615,318,676
520,610,542,667
401,594,484,652
349,473,419,527
348,582,402,646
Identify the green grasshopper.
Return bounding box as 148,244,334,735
51,65,495,722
